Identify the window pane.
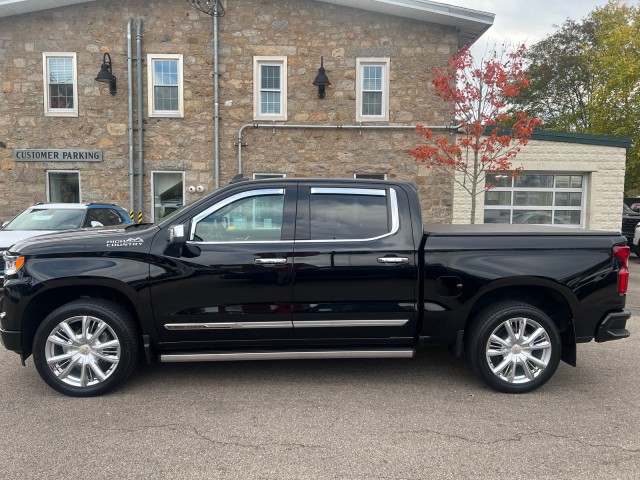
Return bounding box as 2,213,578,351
512,210,553,224
261,65,280,90
154,86,179,111
48,58,73,84
485,191,511,206
261,91,281,114
310,193,389,240
154,60,178,86
363,66,382,90
485,174,512,188
48,172,80,203
515,175,554,188
362,92,382,116
570,176,583,188
195,194,284,242
49,84,74,109
555,192,582,207
514,191,553,206
153,172,183,220
555,210,581,225
484,209,511,223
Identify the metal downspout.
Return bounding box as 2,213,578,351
213,2,220,189
236,123,461,175
126,18,134,214
136,19,144,222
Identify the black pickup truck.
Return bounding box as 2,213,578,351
0,178,632,396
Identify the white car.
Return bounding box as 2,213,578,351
634,222,640,257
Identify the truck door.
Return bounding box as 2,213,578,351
291,184,418,345
150,185,297,347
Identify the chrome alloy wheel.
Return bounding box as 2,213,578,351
44,315,121,388
485,317,552,385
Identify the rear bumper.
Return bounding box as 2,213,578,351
595,310,631,342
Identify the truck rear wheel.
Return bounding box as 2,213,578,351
466,302,561,393
32,299,139,397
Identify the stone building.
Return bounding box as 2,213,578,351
0,0,630,231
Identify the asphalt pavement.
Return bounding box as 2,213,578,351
0,259,639,479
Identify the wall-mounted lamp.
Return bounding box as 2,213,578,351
312,56,331,99
95,53,117,96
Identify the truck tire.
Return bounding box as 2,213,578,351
466,302,561,393
32,299,139,397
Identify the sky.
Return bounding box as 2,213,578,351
443,0,613,56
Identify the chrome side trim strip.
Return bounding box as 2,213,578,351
310,187,386,196
160,349,415,362
164,321,292,330
293,319,409,328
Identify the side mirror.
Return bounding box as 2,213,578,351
167,224,187,247
1,221,8,229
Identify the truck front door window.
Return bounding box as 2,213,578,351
192,190,285,242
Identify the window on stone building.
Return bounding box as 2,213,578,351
483,173,586,227
253,56,287,121
47,171,81,202
356,58,390,122
152,171,185,221
43,53,78,117
147,54,184,118
253,173,286,179
354,173,388,180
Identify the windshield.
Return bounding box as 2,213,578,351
5,208,85,231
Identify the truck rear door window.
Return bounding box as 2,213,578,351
309,188,390,240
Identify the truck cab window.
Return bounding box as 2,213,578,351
192,191,284,242
309,189,390,240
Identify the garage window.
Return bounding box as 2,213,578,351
484,173,586,227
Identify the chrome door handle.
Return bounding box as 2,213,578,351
377,257,409,264
254,258,288,264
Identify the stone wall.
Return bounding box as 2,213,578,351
0,0,457,222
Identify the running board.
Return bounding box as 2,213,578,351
160,348,415,363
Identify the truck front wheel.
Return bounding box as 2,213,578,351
32,299,139,397
466,302,562,393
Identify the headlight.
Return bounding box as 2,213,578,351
3,253,25,276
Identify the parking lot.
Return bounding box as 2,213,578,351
0,257,638,479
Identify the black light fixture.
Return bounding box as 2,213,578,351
95,53,117,96
312,56,331,99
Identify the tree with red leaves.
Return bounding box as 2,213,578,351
409,44,541,224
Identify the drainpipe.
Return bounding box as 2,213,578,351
235,123,461,175
136,19,144,222
126,18,134,214
213,2,220,189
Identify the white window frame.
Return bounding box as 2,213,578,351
253,173,286,179
483,172,587,228
46,170,81,202
151,171,185,221
147,54,184,118
253,56,288,121
43,52,78,117
356,58,390,122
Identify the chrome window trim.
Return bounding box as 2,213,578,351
299,188,399,243
190,188,285,242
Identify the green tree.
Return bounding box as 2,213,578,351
511,0,640,194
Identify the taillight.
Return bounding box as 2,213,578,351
613,245,630,294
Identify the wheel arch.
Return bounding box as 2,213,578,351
464,282,577,366
20,282,147,359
